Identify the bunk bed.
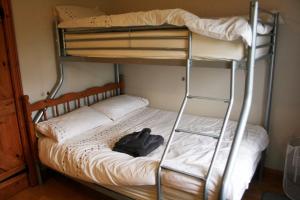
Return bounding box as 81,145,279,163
23,1,279,200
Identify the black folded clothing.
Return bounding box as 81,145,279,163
113,128,164,157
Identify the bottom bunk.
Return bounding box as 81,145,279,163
37,106,268,200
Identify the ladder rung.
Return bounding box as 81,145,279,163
161,165,206,181
257,33,274,37
187,95,229,103
175,129,220,139
256,43,273,49
258,19,275,26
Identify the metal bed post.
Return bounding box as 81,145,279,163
32,19,65,185
156,31,193,200
258,12,280,179
264,13,279,132
203,61,237,200
114,64,121,95
220,0,259,199
33,19,65,123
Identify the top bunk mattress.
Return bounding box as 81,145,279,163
64,29,271,61
38,107,268,200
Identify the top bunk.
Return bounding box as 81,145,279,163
54,2,279,66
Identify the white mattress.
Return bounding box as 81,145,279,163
105,151,261,200
39,107,268,200
65,30,270,61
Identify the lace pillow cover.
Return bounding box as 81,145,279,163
36,106,112,142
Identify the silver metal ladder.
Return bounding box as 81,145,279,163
156,31,238,200
156,1,266,199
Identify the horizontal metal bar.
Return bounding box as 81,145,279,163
255,53,272,61
161,165,206,181
65,36,189,42
59,56,234,68
258,20,275,26
64,25,187,34
175,128,220,139
259,8,276,16
257,33,274,37
187,95,229,103
256,43,273,49
66,47,188,51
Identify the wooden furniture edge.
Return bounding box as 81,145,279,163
0,173,29,199
1,0,37,186
29,82,124,112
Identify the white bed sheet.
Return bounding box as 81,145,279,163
39,107,268,200
104,151,261,200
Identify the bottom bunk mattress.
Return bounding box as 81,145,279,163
38,107,268,200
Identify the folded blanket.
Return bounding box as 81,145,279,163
113,128,164,157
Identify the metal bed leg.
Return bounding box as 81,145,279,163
203,61,237,200
114,64,121,95
32,20,65,184
259,12,279,181
220,1,259,199
36,162,43,185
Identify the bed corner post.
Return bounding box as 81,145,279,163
21,95,42,186
114,63,122,95
263,12,279,135
259,11,280,180
220,0,259,199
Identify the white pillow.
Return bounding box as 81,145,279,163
55,5,105,22
36,106,112,142
90,95,149,121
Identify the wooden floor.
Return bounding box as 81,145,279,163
8,170,284,200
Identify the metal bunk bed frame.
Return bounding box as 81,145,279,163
33,0,279,199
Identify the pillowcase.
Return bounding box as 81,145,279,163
90,95,149,121
36,106,112,142
55,5,105,22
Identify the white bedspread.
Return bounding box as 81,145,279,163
39,107,268,200
58,9,272,46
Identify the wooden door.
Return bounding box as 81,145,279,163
0,3,25,182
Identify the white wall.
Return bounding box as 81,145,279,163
11,0,113,102
105,0,300,170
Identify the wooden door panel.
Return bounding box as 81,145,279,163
0,1,25,181
0,98,15,117
0,21,13,99
0,114,23,160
